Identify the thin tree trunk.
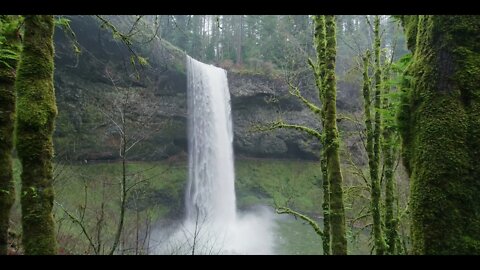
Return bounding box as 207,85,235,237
109,130,127,255
313,15,330,255
323,15,347,255
383,68,397,255
371,15,387,255
236,15,243,65
135,194,139,255
362,51,374,191
0,15,20,255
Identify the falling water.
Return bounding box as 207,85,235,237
153,56,275,255
186,55,236,224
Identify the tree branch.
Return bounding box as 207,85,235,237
276,207,323,237
286,81,322,115
54,201,98,254
251,120,322,141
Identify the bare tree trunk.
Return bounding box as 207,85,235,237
109,124,127,255
191,209,199,255
236,15,243,65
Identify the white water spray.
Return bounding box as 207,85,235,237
153,55,275,255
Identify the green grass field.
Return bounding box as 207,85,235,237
10,157,376,254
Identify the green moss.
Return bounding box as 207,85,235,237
312,14,331,256
383,64,398,255
322,15,347,255
15,15,57,255
312,16,331,255
396,73,413,174
0,154,15,255
399,15,480,254
0,15,22,255
370,16,387,255
399,16,419,53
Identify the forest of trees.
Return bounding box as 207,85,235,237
151,15,407,71
0,15,479,255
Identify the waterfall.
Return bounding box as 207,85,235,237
152,55,275,255
186,55,236,224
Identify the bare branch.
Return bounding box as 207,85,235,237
55,201,98,254
125,166,171,193
98,107,124,137
126,16,143,37
345,145,370,187
338,113,363,125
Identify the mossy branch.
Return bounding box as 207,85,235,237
307,57,317,74
307,57,323,96
251,120,322,141
95,15,147,79
276,207,323,237
338,113,363,125
286,81,322,116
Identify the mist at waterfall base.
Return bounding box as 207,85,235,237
151,56,276,255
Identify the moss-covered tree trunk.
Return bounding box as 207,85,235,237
0,15,21,255
320,157,330,255
383,116,396,255
399,15,480,254
371,15,387,255
362,51,373,179
323,15,347,255
15,15,57,255
382,67,397,255
313,15,330,255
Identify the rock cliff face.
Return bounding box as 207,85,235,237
228,71,321,160
53,16,360,161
